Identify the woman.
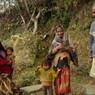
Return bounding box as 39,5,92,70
49,24,78,66
46,24,78,95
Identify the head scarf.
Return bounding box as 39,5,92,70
55,24,64,33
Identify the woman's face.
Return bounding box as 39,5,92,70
56,31,64,38
55,27,64,38
6,49,13,55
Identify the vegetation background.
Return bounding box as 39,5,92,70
0,0,94,94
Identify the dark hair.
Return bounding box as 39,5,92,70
6,47,13,52
42,57,52,68
0,42,5,51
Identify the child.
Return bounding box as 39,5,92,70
36,60,55,95
6,47,15,78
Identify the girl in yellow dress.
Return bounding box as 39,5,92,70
36,60,55,95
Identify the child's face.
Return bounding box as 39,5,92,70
6,49,13,55
43,64,50,70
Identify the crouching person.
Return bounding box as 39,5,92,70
6,47,15,79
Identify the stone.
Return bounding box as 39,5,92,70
83,84,95,95
20,84,43,94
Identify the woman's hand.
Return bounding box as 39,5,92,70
52,43,64,53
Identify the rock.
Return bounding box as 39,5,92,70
20,84,43,95
83,84,95,95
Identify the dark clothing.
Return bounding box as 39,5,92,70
45,53,56,66
57,57,69,68
69,49,78,65
42,86,53,95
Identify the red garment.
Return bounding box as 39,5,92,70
0,57,13,75
54,67,71,95
0,57,8,65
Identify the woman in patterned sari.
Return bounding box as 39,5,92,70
48,25,78,95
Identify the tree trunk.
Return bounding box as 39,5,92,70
33,20,38,34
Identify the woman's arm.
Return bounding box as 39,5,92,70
52,53,60,67
51,43,63,54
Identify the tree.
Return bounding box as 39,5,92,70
15,0,46,34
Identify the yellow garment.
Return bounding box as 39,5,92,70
37,67,55,86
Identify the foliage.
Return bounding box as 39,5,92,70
0,0,93,88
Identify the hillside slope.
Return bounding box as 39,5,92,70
0,0,94,94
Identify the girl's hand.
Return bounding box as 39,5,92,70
37,66,41,70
